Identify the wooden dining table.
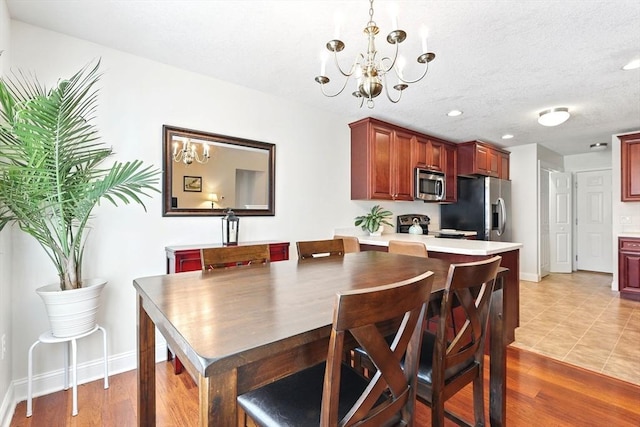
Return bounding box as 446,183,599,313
134,251,508,427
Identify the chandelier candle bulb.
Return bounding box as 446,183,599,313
421,26,428,53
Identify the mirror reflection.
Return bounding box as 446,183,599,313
163,125,275,216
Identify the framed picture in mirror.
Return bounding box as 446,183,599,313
183,176,202,192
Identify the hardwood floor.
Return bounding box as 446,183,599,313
10,347,640,426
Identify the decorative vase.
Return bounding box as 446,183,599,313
36,279,106,338
369,226,383,237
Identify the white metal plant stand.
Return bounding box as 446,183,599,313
27,325,109,417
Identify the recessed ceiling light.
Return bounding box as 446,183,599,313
501,134,514,139
447,109,463,117
622,59,640,71
537,107,570,127
590,142,608,151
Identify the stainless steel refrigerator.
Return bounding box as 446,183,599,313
440,177,512,241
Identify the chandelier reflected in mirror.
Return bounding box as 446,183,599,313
315,0,436,108
172,138,210,165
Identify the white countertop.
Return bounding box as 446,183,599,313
346,232,522,256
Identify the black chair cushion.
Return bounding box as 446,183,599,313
417,331,476,386
238,362,389,427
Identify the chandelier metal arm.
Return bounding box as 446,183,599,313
395,60,432,85
377,43,401,74
318,74,353,98
382,74,403,104
331,51,362,77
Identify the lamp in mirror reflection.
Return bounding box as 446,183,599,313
222,209,239,246
209,193,219,209
314,0,435,108
172,138,210,165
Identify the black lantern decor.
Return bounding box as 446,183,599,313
221,209,239,246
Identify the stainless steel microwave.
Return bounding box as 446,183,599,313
415,168,445,201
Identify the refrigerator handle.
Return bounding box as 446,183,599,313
497,197,506,236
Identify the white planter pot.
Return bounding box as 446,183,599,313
369,226,383,237
36,279,106,338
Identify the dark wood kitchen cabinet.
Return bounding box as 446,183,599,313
620,132,640,202
458,140,510,180
350,117,414,201
443,143,457,202
413,136,444,172
619,237,640,301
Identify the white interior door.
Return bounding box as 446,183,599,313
576,170,612,272
539,167,551,278
549,172,572,273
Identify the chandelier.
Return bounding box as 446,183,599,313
172,138,210,165
315,0,435,108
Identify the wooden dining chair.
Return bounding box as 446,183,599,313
237,270,435,427
388,240,429,257
168,244,272,374
417,255,501,427
296,238,345,260
387,239,457,333
200,244,270,270
333,235,361,253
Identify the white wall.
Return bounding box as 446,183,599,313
508,144,540,281
509,143,564,282
611,131,640,290
4,20,443,411
0,0,14,423
564,150,612,171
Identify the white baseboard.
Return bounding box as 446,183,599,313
4,342,167,422
0,382,15,427
520,272,541,282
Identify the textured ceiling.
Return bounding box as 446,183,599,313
6,0,640,155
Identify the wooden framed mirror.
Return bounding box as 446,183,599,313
162,125,275,216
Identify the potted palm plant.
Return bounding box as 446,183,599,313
354,205,393,236
0,61,159,337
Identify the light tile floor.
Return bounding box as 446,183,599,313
512,270,640,385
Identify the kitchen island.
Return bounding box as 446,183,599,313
336,231,522,343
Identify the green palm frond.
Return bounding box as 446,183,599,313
0,60,160,290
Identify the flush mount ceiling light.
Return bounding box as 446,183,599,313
315,0,436,108
590,142,608,151
622,59,640,70
537,107,570,127
501,134,514,140
447,109,463,117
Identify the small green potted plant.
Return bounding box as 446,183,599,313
354,205,393,236
0,60,160,337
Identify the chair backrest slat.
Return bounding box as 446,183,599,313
434,256,501,388
321,271,434,427
296,239,345,260
200,244,270,270
333,235,361,253
388,240,429,258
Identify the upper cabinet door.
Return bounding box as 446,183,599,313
620,132,640,202
392,130,415,201
458,140,509,179
413,136,444,172
350,118,413,201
